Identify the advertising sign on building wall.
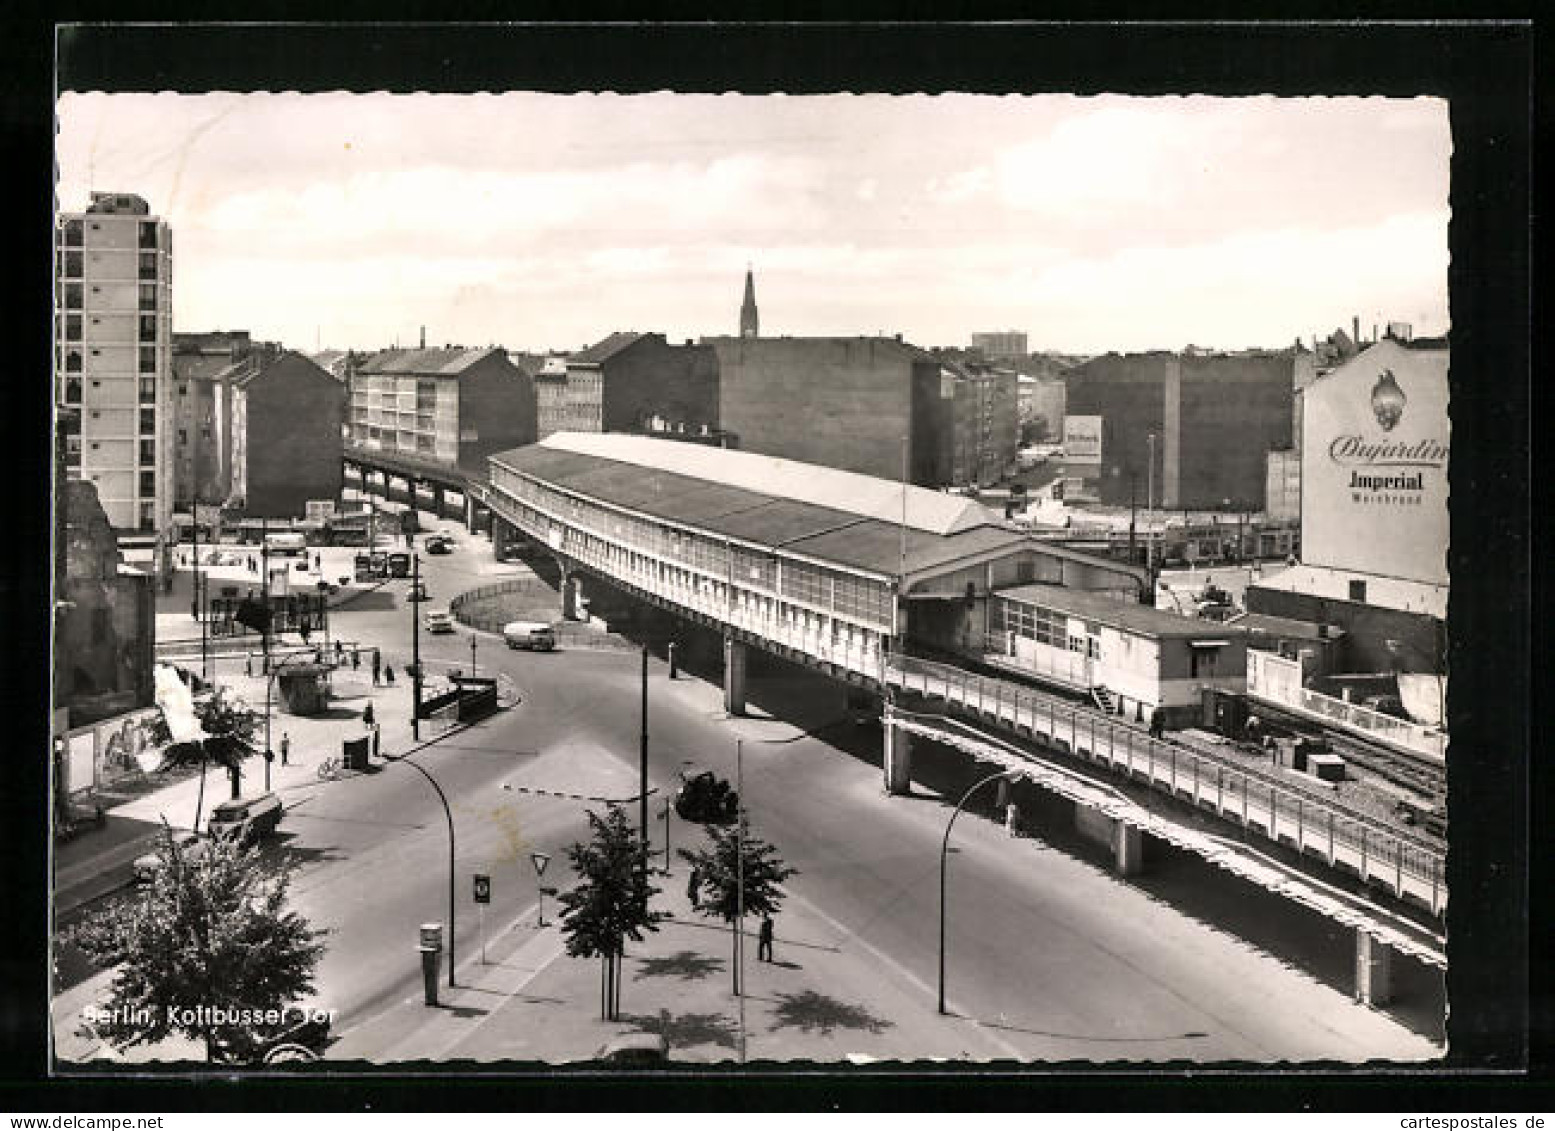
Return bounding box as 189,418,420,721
1062,415,1103,464
1300,342,1449,585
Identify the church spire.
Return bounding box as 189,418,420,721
739,266,759,339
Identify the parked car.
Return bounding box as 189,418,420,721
132,830,208,884
425,610,455,634
503,621,556,651
595,1031,669,1065
207,792,283,846
213,1005,334,1066
673,770,738,825
424,535,452,555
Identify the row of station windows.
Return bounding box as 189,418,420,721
490,465,895,630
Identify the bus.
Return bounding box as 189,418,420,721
263,531,307,556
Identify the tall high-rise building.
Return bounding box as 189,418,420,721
739,267,759,339
54,193,175,541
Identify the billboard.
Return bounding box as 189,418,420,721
1062,415,1103,464
1299,342,1449,585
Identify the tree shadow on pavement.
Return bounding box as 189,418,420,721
621,1007,740,1051
632,950,725,982
766,990,892,1038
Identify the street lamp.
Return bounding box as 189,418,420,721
411,551,422,740
383,749,457,988
939,768,1021,1015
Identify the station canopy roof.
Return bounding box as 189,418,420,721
490,432,1030,579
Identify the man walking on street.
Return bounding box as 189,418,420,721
363,701,375,729
372,651,381,686
687,867,701,910
757,916,774,962
280,731,291,766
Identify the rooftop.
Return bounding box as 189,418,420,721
358,347,505,376
535,432,996,536
490,432,1028,579
569,332,655,366
998,582,1239,640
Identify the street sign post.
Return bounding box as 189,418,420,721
530,852,550,927
473,873,491,964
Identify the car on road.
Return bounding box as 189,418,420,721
594,1031,669,1065
503,621,556,651
207,792,283,846
673,770,738,825
132,830,208,884
425,610,455,634
424,535,453,555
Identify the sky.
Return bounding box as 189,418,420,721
54,92,1451,356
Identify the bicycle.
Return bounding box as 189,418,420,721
317,757,342,781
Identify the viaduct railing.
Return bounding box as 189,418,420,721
883,653,1445,916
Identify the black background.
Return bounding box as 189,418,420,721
1,10,1541,1113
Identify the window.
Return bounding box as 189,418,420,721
138,251,158,281
138,221,159,249
139,408,155,434
62,218,82,246
62,283,82,309
65,350,82,372
139,439,155,465
1348,579,1367,603
139,470,156,496
178,428,187,445
62,377,81,405
139,346,156,372
138,315,156,342
64,315,81,341
139,283,157,311
139,377,156,404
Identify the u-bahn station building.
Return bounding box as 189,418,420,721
484,432,1447,992
486,432,1153,711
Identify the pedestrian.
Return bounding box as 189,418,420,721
1005,801,1020,838
668,641,679,680
757,916,774,962
363,700,375,728
687,867,701,909
1245,714,1261,745
313,552,321,572
280,731,290,766
335,639,343,659
1148,707,1164,740
245,653,253,678
372,652,381,686
352,647,360,670
385,665,395,685
372,726,381,759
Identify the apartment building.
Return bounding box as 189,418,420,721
54,193,174,540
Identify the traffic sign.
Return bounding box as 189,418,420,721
473,873,491,904
530,852,550,877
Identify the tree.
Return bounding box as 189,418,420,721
67,824,326,1063
160,689,261,828
679,817,796,994
555,804,667,1021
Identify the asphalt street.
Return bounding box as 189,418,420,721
56,520,1441,1062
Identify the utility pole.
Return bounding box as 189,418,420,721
1146,433,1156,584
639,644,649,875
411,552,422,740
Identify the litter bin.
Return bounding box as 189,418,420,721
342,734,370,772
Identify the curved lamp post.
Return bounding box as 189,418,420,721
938,767,1020,1015
383,749,457,988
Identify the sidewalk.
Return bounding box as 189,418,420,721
328,851,1027,1065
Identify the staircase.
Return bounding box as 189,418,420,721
1090,686,1115,713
